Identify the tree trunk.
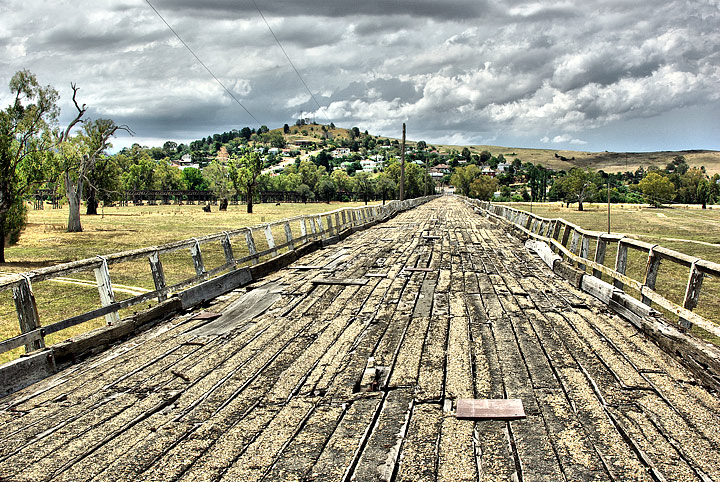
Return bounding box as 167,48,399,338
578,200,584,211
247,186,254,214
86,186,98,215
66,173,83,232
0,213,6,264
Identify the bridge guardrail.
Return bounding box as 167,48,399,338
465,198,720,340
0,196,439,360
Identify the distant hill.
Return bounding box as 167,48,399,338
435,145,720,175
199,123,720,175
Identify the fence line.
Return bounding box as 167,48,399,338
465,198,720,339
0,197,438,358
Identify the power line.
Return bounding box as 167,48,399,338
143,0,262,126
250,0,332,124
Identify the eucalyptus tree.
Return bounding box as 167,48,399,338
0,70,59,261
55,84,131,232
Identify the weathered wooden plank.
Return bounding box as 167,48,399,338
395,403,443,482
308,395,383,482
353,389,414,481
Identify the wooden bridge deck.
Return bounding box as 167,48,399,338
1,197,719,482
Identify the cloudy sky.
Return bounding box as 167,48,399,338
1,0,718,152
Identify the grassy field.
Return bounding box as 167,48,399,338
0,201,369,364
500,202,720,342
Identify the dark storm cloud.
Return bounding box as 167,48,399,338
2,0,719,151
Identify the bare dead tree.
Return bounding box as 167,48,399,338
57,84,132,232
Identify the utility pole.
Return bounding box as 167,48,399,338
424,161,428,197
400,123,406,201
607,177,611,234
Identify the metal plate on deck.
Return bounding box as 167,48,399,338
311,277,368,286
403,267,435,272
456,398,526,420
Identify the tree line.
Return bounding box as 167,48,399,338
450,154,719,210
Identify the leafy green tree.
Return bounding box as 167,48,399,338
204,160,234,201
317,176,337,203
3,197,27,248
296,183,313,203
354,171,375,205
449,164,480,196
697,179,711,209
154,160,185,190
554,167,600,211
181,167,208,191
232,152,263,213
120,155,156,191
639,172,675,207
0,70,59,261
330,169,353,194
469,175,499,200
162,141,178,157
240,127,252,140
375,174,397,204
286,160,325,191
85,152,121,214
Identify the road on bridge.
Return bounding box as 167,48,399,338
0,197,718,481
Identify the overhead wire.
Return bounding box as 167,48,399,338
143,0,262,126
249,0,332,124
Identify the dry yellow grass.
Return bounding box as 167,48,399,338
500,202,720,341
0,200,370,364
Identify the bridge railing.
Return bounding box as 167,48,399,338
0,196,438,359
466,199,720,339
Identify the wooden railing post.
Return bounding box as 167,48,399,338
335,212,341,234
94,256,120,325
300,217,308,240
569,230,580,265
264,224,278,257
284,222,294,250
316,215,324,237
550,221,561,253
614,240,628,290
13,276,44,352
578,235,590,272
561,224,572,254
190,238,206,277
221,232,236,270
680,261,704,329
245,228,258,265
593,237,607,279
148,251,167,301
326,215,333,237
641,246,661,307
